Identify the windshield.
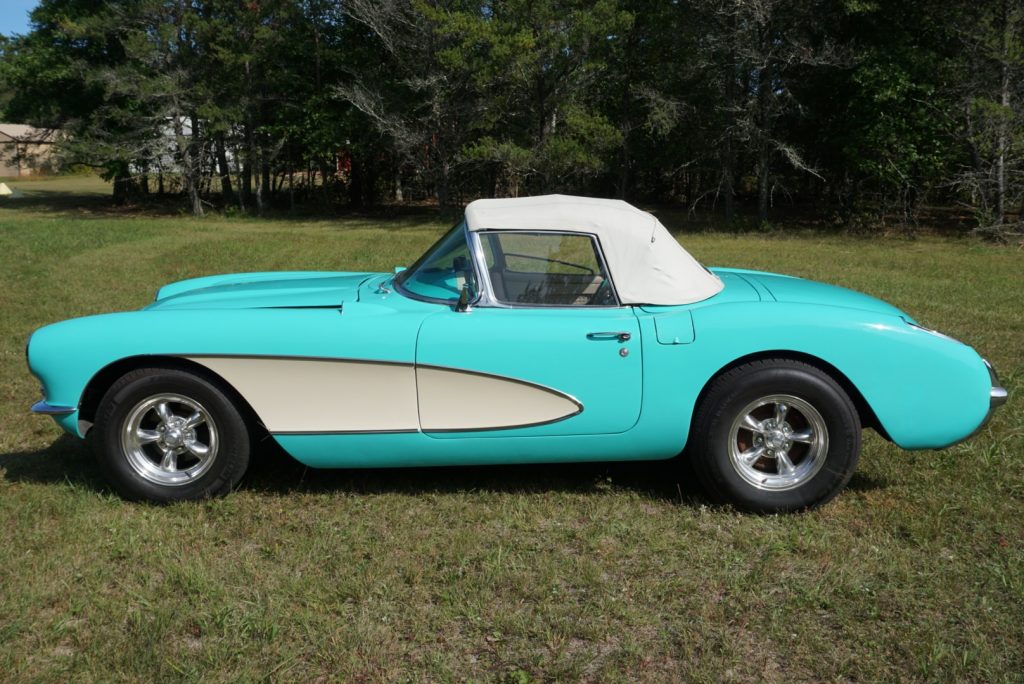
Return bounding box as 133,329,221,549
395,223,478,304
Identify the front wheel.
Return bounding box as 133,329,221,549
691,359,861,513
93,367,251,502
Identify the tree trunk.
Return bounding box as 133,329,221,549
261,161,271,200
242,124,254,210
758,143,770,225
618,133,631,200
216,135,233,201
288,148,295,211
995,0,1011,225
112,170,131,205
436,160,450,208
174,116,203,217
722,46,737,225
255,160,266,216
349,154,364,208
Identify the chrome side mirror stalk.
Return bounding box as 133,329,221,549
455,283,474,312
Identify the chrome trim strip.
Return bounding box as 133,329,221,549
31,400,75,416
424,407,584,433
178,354,585,433
180,353,585,414
181,353,412,367
273,429,420,436
272,411,585,436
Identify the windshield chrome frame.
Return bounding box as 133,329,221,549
395,222,625,310
393,221,483,307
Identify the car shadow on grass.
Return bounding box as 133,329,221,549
241,437,713,503
0,435,889,504
0,435,109,492
0,435,710,504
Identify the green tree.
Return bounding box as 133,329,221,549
951,0,1024,232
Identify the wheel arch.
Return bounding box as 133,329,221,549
77,355,267,439
690,350,890,442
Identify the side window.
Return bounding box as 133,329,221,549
480,231,618,306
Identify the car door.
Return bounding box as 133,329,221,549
415,230,643,437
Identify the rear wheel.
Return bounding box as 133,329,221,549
93,367,250,502
691,359,861,513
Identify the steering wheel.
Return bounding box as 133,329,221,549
592,278,615,305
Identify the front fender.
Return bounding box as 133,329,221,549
26,304,430,437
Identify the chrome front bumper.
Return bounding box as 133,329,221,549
986,360,1008,409
945,360,1008,448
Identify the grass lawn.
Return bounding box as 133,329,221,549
0,177,1021,682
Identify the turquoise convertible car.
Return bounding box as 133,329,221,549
27,195,1006,511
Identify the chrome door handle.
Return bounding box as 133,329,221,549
587,331,631,342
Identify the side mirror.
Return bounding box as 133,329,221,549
394,266,406,274
455,282,475,312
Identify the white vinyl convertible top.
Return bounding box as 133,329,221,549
464,194,723,305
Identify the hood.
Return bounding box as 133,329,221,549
147,271,376,310
716,268,908,318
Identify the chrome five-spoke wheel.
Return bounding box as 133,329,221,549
728,394,828,491
95,367,250,502
122,394,219,486
691,359,861,513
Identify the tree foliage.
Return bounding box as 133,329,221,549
0,0,1020,232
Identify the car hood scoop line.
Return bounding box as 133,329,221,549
148,272,374,311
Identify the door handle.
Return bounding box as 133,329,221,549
587,331,631,342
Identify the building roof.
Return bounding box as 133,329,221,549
463,194,723,306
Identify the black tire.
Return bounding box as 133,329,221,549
93,367,251,503
691,359,861,513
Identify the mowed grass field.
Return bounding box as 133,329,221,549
1,177,1022,682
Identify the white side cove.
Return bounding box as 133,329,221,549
186,356,581,433
189,357,419,433
416,366,580,431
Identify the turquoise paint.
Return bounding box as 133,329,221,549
416,307,643,436
637,303,989,450
275,430,676,469
28,264,995,456
28,275,438,437
54,410,80,435
149,271,374,310
748,272,908,318
649,310,695,345
154,270,372,300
